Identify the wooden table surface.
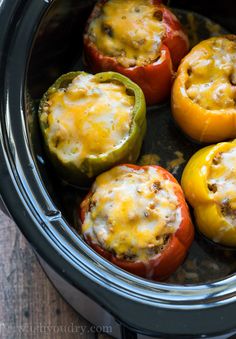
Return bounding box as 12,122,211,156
0,210,111,339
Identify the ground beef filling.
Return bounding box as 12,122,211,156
82,166,181,262
208,146,236,225
41,74,134,165
185,37,236,110
87,0,165,67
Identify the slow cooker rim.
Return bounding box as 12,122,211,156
4,3,234,306
1,1,236,334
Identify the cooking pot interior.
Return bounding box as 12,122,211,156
26,0,236,285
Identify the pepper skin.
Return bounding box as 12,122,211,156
38,71,146,186
83,0,189,105
181,140,236,247
80,164,194,281
172,35,236,143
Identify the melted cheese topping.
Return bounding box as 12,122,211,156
41,74,134,164
82,166,181,262
186,37,236,110
208,146,236,226
88,0,165,67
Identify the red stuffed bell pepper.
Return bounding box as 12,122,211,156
83,0,189,105
80,164,194,281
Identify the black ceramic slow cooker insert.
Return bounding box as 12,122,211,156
1,0,236,338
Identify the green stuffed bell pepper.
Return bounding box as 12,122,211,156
38,71,146,186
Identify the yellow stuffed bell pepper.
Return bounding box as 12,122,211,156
181,140,236,247
172,35,236,143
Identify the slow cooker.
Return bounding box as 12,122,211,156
1,0,236,338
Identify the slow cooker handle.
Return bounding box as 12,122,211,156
121,325,137,339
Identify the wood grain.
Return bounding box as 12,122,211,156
0,210,111,339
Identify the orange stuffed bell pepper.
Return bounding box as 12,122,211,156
182,140,236,247
172,35,236,143
80,164,194,281
83,0,189,105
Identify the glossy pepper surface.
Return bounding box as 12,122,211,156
83,0,189,105
182,140,236,247
172,35,236,143
38,71,146,186
80,164,194,281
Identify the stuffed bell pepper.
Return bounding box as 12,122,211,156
80,164,194,280
83,0,189,105
38,71,146,185
172,35,236,143
182,140,236,247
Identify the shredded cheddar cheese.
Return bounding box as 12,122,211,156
42,74,134,165
139,153,161,166
88,0,165,67
185,37,236,110
82,166,181,261
208,146,236,225
167,151,185,175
